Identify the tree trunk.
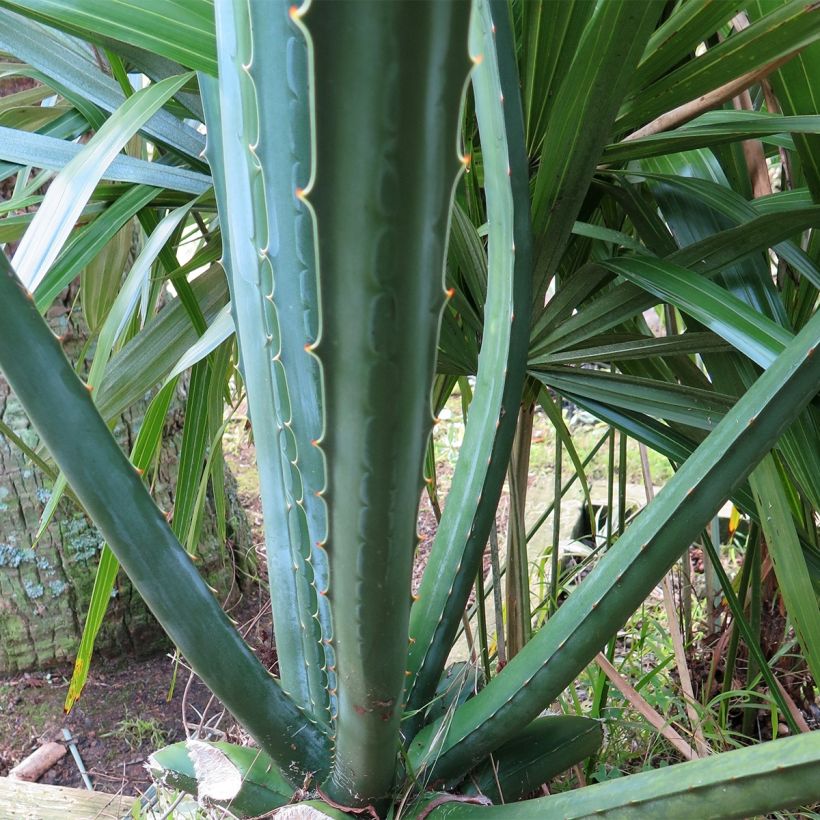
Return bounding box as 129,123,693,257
0,289,251,673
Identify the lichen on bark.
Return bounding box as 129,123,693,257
0,288,251,673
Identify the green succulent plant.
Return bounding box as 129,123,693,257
1,0,820,817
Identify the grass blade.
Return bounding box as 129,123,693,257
616,0,820,132
601,256,793,369
530,0,663,299
95,265,229,422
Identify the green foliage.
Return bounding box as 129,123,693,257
104,713,168,752
461,715,604,804
431,733,820,819
1,0,819,817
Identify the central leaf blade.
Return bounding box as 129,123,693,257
303,0,471,805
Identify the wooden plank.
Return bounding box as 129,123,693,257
0,777,135,819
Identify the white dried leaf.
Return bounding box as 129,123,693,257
274,806,336,819
186,739,242,802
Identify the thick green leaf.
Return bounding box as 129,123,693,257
211,0,329,726
406,0,532,730
31,201,197,541
430,733,820,818
462,715,603,804
301,1,471,803
149,740,292,818
0,256,330,783
65,379,176,712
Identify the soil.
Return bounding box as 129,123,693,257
0,655,211,797
0,583,276,801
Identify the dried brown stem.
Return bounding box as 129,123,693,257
594,653,697,761
622,55,795,143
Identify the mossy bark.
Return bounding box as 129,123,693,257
0,291,251,673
